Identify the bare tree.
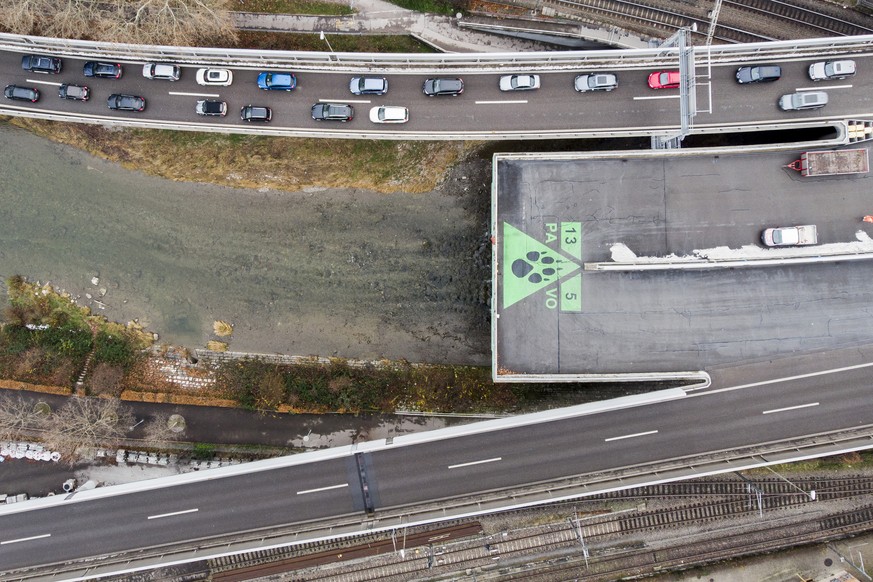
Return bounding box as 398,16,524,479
0,0,237,46
43,397,133,461
141,412,185,448
0,393,47,442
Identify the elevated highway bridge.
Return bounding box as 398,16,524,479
1,33,873,139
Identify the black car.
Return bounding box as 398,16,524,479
21,54,61,74
58,84,89,101
196,100,227,117
4,85,40,103
107,94,145,112
735,65,782,84
311,102,354,122
241,105,272,122
423,77,464,97
84,61,123,79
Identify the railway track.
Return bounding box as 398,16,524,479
533,0,873,44
542,0,770,43
208,476,873,581
726,0,873,37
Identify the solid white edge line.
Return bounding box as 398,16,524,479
604,430,659,442
475,100,527,104
296,483,349,495
762,402,820,415
693,361,873,397
794,84,853,91
147,508,199,520
27,79,61,86
448,457,502,469
633,95,681,100
1,533,51,545
319,98,370,104
168,91,220,97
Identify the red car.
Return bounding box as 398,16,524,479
647,70,681,89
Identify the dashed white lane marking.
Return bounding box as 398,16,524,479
297,483,349,495
168,91,219,97
691,361,873,397
1,533,51,545
633,94,681,100
448,457,503,469
762,402,819,415
604,430,659,442
475,100,527,104
147,508,199,520
794,84,853,91
27,79,61,86
320,98,371,103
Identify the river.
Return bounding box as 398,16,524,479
0,122,490,365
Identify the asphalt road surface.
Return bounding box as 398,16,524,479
3,355,873,572
2,51,873,134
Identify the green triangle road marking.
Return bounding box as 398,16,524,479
502,222,580,309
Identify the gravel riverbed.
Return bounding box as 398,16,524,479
0,123,492,365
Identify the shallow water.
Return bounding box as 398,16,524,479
0,123,489,364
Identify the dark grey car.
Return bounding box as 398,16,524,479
21,54,61,74
58,84,89,101
107,94,145,111
241,105,272,122
4,85,39,102
311,103,354,122
423,78,464,97
735,65,782,84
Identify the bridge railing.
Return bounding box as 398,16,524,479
3,32,873,73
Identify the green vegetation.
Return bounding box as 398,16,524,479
192,442,217,460
0,276,153,389
381,0,457,14
216,357,529,413
10,118,472,194
234,31,434,53
233,0,355,15
759,451,873,473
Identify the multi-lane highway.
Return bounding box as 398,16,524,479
3,48,873,136
3,354,873,575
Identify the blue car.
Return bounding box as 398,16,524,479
257,72,296,91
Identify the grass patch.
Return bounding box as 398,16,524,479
211,357,648,414
234,31,435,53
381,0,457,14
752,451,873,474
0,276,154,389
8,118,474,194
233,0,354,15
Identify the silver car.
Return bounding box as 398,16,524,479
574,73,618,92
499,74,540,91
778,91,828,111
142,63,180,81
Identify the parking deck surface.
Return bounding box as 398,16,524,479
493,146,873,379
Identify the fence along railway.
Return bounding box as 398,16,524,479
201,476,873,581
533,0,873,43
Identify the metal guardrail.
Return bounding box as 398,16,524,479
3,32,873,73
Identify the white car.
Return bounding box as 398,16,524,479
808,60,856,81
369,105,408,124
499,74,540,91
196,68,233,86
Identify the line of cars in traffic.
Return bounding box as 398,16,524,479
647,59,856,111
4,53,859,122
